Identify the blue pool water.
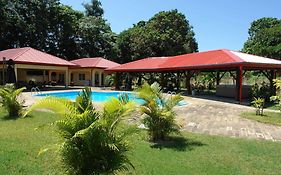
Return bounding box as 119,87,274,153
36,91,145,103
36,90,188,106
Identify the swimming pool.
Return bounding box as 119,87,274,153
35,90,188,106
36,90,144,103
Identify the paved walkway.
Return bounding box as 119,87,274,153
176,97,281,142
21,90,281,142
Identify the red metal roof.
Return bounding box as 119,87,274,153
71,57,120,69
107,49,281,72
0,47,76,66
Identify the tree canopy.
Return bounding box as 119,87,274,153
0,0,115,60
242,17,281,60
116,10,198,63
1,2,197,63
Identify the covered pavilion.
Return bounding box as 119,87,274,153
106,49,281,102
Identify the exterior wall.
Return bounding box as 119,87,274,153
69,68,107,87
17,69,27,82
69,69,91,86
15,64,69,87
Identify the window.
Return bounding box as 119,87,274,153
79,73,85,80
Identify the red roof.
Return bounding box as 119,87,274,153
71,57,120,69
107,49,281,72
0,47,76,66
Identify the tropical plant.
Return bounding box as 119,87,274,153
0,84,26,118
75,87,93,113
270,79,281,112
251,97,265,115
25,88,136,175
136,82,183,141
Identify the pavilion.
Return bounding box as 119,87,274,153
106,49,281,102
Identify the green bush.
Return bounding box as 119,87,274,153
0,84,26,118
270,79,281,112
250,82,271,101
251,97,265,115
25,88,136,175
136,82,183,141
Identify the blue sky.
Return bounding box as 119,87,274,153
60,0,281,52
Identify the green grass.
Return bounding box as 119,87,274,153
241,111,281,126
1,109,281,175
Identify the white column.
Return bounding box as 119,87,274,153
14,64,18,82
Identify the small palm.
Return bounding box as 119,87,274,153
137,82,183,141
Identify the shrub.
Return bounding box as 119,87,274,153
250,82,271,101
0,84,26,118
25,88,136,175
270,79,281,112
251,97,265,115
136,82,183,141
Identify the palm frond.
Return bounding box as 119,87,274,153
24,97,77,117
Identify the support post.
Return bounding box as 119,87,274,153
115,73,120,90
216,71,220,85
269,70,276,96
176,72,181,91
14,64,18,83
99,71,102,87
236,66,243,103
138,73,142,86
185,71,192,95
65,69,69,88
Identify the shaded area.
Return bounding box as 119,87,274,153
150,136,206,151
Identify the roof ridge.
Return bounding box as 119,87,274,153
95,57,103,66
222,49,244,62
13,47,31,61
33,48,74,65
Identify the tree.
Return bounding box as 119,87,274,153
242,17,281,59
136,82,183,141
116,10,198,63
25,87,136,174
77,16,117,59
83,0,104,17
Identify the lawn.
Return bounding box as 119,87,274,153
241,111,281,126
1,109,281,175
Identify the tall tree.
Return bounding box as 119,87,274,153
83,0,104,17
116,10,198,63
242,17,281,59
77,16,117,60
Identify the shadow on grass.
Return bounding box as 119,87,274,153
150,136,206,151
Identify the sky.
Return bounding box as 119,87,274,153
60,0,281,52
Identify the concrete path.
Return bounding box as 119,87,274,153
176,97,281,142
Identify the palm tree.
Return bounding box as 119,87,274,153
0,84,26,118
136,82,183,141
25,88,136,175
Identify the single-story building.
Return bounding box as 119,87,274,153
0,47,120,88
0,47,76,88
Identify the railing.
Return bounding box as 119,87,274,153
31,87,42,95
